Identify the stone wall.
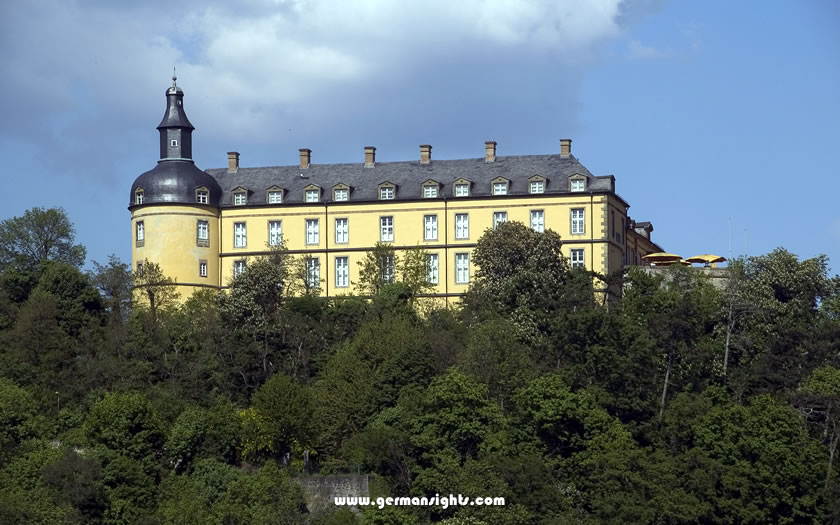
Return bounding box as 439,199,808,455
296,474,370,513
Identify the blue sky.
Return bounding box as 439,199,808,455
1,0,838,272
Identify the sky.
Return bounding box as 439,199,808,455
1,0,838,272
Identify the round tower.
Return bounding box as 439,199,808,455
129,76,221,297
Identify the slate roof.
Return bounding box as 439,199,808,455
205,154,615,207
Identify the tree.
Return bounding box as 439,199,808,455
132,259,180,326
0,207,86,271
250,373,316,462
799,366,840,489
91,255,133,325
398,245,435,304
357,242,398,296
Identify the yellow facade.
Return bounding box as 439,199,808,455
129,82,661,303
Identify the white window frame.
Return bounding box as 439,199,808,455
493,182,508,195
233,260,246,278
381,254,395,284
199,261,208,278
268,191,283,204
530,181,545,194
570,178,586,192
305,219,319,245
305,189,320,203
136,221,144,241
196,190,208,204
455,213,469,239
455,253,470,284
197,220,209,242
571,249,585,268
380,216,394,242
268,220,283,246
335,256,349,288
426,253,439,284
334,188,349,201
530,210,545,233
135,190,144,205
305,257,320,288
233,192,247,206
423,185,438,198
454,183,469,197
424,215,438,241
335,218,349,244
571,208,585,235
493,211,508,229
234,222,247,248
379,186,394,200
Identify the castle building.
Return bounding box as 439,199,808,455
129,79,662,303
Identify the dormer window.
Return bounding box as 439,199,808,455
528,175,546,194
453,179,471,197
266,186,284,204
379,183,395,200
233,190,247,206
134,188,144,205
333,184,350,201
304,184,321,203
196,187,209,204
422,180,439,198
570,176,586,192
491,177,510,196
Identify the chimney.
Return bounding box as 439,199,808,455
485,141,496,163
364,146,376,168
420,144,432,164
299,148,311,169
227,151,240,172
560,139,572,158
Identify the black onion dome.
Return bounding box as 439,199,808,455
129,77,221,207
130,160,221,206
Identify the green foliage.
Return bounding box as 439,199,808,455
0,378,39,463
357,242,398,296
0,207,86,271
212,461,308,524
84,391,164,462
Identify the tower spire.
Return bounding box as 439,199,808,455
172,66,177,88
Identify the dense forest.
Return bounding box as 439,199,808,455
1,207,839,524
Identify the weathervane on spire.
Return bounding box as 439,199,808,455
172,66,177,88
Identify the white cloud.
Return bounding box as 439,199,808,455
627,39,672,59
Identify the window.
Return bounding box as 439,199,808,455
530,181,544,194
136,261,143,274
335,256,349,287
493,211,508,229
424,215,438,241
570,178,585,192
426,254,439,284
455,183,469,197
335,218,348,244
455,253,470,284
305,219,319,245
234,192,247,205
268,191,283,204
423,185,438,198
199,260,208,278
381,254,395,284
135,190,144,204
455,213,469,239
571,249,585,268
380,216,394,242
379,186,394,200
197,220,209,246
234,222,247,247
531,210,545,232
268,221,283,246
170,139,178,147
196,190,208,204
136,221,144,245
493,182,508,195
305,258,320,288
305,189,319,203
571,208,585,235
334,188,349,201
234,260,246,278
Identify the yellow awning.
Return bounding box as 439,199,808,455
642,252,682,262
684,254,727,265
